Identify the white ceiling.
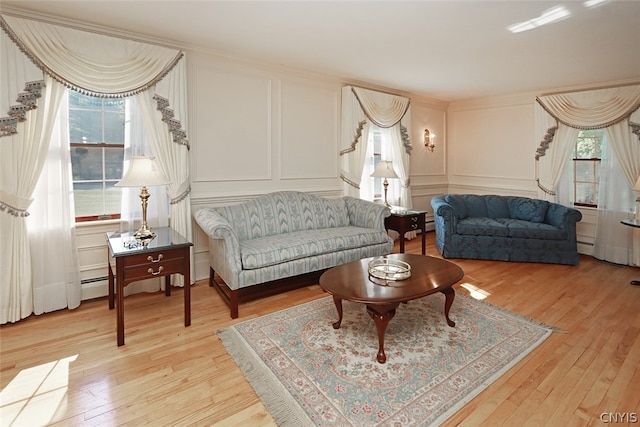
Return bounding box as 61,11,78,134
2,0,640,102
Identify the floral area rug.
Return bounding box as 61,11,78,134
217,293,559,426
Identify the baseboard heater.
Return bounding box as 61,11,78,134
81,276,108,285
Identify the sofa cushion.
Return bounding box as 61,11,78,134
484,195,510,219
460,195,488,218
506,197,549,223
494,218,568,240
239,226,390,269
444,194,468,219
456,217,509,237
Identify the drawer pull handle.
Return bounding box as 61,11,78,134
411,217,418,222
147,254,163,263
148,266,164,276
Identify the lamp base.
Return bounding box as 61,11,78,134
134,224,156,241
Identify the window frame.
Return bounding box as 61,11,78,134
572,129,604,209
68,91,126,222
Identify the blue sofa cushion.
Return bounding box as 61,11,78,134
484,195,510,218
461,195,488,218
507,197,549,223
494,218,568,240
456,217,509,237
444,194,468,219
240,226,391,269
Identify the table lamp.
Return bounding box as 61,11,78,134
115,156,170,241
371,160,398,207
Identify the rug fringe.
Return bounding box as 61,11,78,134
457,293,567,333
216,328,314,426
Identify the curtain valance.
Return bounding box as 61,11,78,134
1,14,183,97
352,86,410,128
536,84,640,130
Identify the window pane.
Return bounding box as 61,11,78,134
575,182,598,205
575,161,595,181
104,182,122,215
105,148,124,180
73,182,122,217
104,111,125,144
69,110,103,143
71,146,104,180
575,129,603,159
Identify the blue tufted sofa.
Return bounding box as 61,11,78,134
431,194,582,265
195,191,394,318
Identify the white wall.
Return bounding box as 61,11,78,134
409,97,449,228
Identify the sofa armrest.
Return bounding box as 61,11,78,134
545,203,583,234
194,207,242,274
344,196,390,230
431,195,458,228
430,195,459,255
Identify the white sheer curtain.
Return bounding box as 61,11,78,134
592,136,635,264
534,84,640,266
27,88,81,314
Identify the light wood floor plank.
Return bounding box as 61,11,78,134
2,233,639,426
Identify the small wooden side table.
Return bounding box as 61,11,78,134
385,209,427,254
107,227,193,346
620,219,640,286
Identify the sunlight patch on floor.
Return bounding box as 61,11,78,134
0,355,77,426
460,283,491,300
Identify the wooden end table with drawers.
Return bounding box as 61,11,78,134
107,227,193,346
385,208,427,254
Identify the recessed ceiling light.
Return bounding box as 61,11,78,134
508,5,571,33
583,0,608,8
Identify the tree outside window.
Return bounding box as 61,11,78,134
69,91,125,221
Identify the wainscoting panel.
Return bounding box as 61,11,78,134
279,80,339,180
191,65,272,182
448,102,535,181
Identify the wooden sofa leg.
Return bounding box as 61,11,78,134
230,290,239,319
209,267,215,287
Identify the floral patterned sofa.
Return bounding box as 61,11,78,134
431,194,582,265
195,191,393,318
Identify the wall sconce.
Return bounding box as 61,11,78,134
424,129,436,152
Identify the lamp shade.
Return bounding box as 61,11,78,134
371,160,398,179
115,156,170,187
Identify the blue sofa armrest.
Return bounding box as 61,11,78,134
431,195,459,255
344,196,391,230
545,203,583,241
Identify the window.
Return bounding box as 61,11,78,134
69,91,125,221
573,129,604,208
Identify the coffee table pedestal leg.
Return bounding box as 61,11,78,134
366,303,400,364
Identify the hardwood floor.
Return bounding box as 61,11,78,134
2,233,639,426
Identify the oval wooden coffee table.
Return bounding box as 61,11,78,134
319,253,464,363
